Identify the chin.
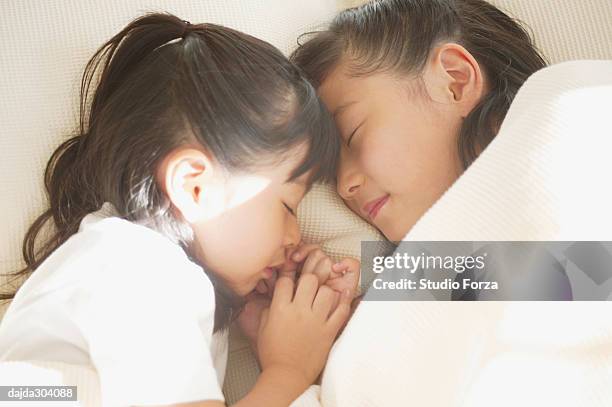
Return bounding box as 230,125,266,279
382,228,402,243
238,285,255,298
380,221,410,243
224,281,250,298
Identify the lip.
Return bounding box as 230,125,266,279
362,194,390,220
262,267,276,279
262,260,284,278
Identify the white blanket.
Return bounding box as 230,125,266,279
292,60,612,406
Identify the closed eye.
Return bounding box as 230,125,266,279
347,119,366,147
283,202,296,216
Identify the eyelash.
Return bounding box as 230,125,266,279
284,202,296,216
347,128,357,147
346,120,365,147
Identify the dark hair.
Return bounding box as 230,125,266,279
2,13,339,331
291,0,547,169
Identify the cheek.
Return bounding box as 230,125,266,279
193,198,285,286
416,114,463,187
358,128,415,191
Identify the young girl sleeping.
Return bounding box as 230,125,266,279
291,0,547,242
0,13,359,407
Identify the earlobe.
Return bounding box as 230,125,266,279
160,147,212,223
434,43,484,115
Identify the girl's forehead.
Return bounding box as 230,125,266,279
255,143,309,175
319,67,400,114
318,67,360,110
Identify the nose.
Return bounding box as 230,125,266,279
337,152,364,200
283,214,301,250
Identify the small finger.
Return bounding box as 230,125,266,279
293,273,319,307
326,277,352,293
312,285,338,319
311,256,333,285
300,249,326,276
291,243,320,262
279,259,298,281
333,258,360,273
326,289,352,332
271,276,294,307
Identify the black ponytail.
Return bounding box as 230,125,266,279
3,15,193,303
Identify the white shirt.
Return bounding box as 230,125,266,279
0,204,228,406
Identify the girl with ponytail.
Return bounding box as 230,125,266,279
0,13,355,407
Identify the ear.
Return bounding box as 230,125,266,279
159,147,214,223
427,43,485,117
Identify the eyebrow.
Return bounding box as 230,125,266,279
333,101,358,119
284,178,314,194
283,175,308,186
284,179,306,186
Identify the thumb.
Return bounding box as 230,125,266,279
332,258,360,274
279,258,298,281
